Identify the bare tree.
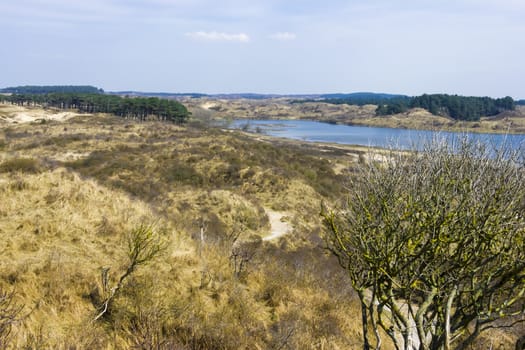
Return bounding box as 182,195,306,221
323,138,525,350
230,235,262,278
0,288,24,348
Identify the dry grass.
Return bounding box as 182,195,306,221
0,105,520,349
186,98,378,124
0,168,183,348
0,107,371,349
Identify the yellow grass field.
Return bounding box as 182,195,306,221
0,104,521,349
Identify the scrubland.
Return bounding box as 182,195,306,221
0,104,521,349
0,106,366,349
187,98,525,134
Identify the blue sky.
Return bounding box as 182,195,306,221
1,0,524,97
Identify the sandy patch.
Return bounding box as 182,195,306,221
0,104,81,124
52,151,91,162
263,208,291,241
332,162,349,174
9,111,78,124
201,102,218,110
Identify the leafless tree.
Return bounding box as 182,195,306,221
323,138,525,350
0,288,24,348
230,235,262,278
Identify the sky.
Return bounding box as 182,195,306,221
1,0,524,97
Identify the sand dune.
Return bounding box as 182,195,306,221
0,104,80,124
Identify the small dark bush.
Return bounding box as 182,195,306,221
163,162,204,186
0,158,42,174
9,178,30,191
42,134,85,147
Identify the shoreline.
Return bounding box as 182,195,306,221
187,98,525,135
218,116,525,135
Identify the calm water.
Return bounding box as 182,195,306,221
228,119,525,150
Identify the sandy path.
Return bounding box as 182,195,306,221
263,208,291,241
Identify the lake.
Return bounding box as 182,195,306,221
227,119,525,150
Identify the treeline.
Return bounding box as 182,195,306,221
320,93,410,106
323,96,411,106
0,93,190,123
517,99,525,106
376,94,516,121
0,85,103,94
305,92,517,121
292,93,411,107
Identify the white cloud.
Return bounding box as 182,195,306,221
185,31,250,42
270,32,297,41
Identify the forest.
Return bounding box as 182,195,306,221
0,85,104,94
292,93,411,106
303,92,517,121
0,93,190,123
376,94,516,121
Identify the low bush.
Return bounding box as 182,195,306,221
0,158,42,174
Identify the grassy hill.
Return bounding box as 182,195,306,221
0,104,521,348
0,104,368,348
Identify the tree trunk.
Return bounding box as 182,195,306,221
444,287,457,350
358,290,372,350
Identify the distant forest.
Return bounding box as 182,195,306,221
0,93,190,123
312,93,516,121
376,94,515,121
293,93,410,106
0,85,104,94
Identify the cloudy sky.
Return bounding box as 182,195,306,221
1,0,524,97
